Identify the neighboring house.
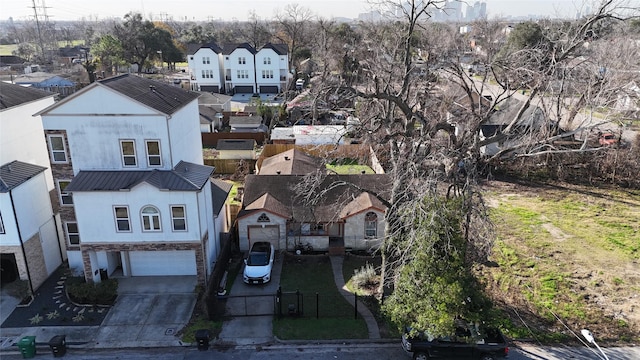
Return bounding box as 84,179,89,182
270,125,350,145
255,43,289,94
198,92,231,133
478,98,546,156
187,41,225,93
229,115,267,133
237,150,390,254
0,83,62,292
187,42,290,95
37,74,228,286
223,43,258,95
13,72,77,98
215,139,256,160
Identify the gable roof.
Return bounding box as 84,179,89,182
199,40,223,54
339,192,386,218
260,43,289,55
37,74,200,117
99,74,201,115
223,43,257,55
199,105,222,125
259,148,322,175
240,174,391,222
0,160,47,192
211,178,232,216
65,161,214,192
0,82,54,110
242,193,292,219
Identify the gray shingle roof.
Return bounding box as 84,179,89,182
66,161,214,192
98,74,200,115
0,82,54,110
240,174,391,222
222,43,257,55
259,148,322,175
216,139,255,151
0,160,47,192
260,43,289,56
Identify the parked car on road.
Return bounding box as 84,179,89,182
243,242,275,284
401,321,509,360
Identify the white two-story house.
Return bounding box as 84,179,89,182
255,43,289,94
223,43,257,95
37,74,229,286
0,82,63,293
187,41,224,93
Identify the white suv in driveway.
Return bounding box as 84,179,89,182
243,242,275,284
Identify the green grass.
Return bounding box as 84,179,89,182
0,44,18,56
227,181,243,205
179,315,222,343
326,164,375,174
274,255,368,339
487,185,640,342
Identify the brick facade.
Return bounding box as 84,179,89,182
0,233,48,291
44,130,77,250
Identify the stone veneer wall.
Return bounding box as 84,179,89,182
45,130,77,250
81,241,207,286
0,233,48,291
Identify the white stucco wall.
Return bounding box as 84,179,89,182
167,101,203,166
190,48,223,88
224,48,257,88
71,183,203,243
0,193,18,245
0,96,56,190
255,48,283,89
237,211,287,251
9,173,54,242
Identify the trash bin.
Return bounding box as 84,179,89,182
17,336,36,359
49,335,66,357
195,329,210,351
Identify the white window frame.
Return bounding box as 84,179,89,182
47,134,68,163
114,206,131,232
364,212,378,238
170,205,187,231
264,57,271,65
262,70,273,79
238,57,246,65
65,222,80,245
141,205,161,232
57,180,73,206
145,140,162,167
203,56,210,64
257,213,270,223
120,140,137,167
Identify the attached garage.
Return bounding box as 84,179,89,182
259,85,279,94
248,225,280,250
200,85,220,93
129,250,197,276
234,85,254,94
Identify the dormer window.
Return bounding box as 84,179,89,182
257,213,270,222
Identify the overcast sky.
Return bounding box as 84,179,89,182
3,0,603,22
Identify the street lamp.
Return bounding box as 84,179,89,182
581,329,609,360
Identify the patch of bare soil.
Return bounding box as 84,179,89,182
481,179,640,345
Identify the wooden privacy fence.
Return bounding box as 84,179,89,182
204,158,257,174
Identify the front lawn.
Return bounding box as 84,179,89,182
274,254,368,339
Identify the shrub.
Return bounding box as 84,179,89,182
352,263,379,291
66,277,118,305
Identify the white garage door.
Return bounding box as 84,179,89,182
129,250,197,276
248,226,279,250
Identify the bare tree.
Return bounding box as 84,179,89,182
274,4,315,69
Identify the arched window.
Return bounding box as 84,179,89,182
257,213,270,223
364,212,377,238
141,206,161,231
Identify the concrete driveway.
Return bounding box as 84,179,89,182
217,252,283,345
93,276,197,348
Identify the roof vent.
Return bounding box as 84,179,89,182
361,170,366,174
276,170,281,175
284,156,290,161
149,85,155,91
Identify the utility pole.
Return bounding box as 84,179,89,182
30,0,53,64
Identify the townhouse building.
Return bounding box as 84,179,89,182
37,74,230,286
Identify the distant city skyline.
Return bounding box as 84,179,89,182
3,0,598,22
